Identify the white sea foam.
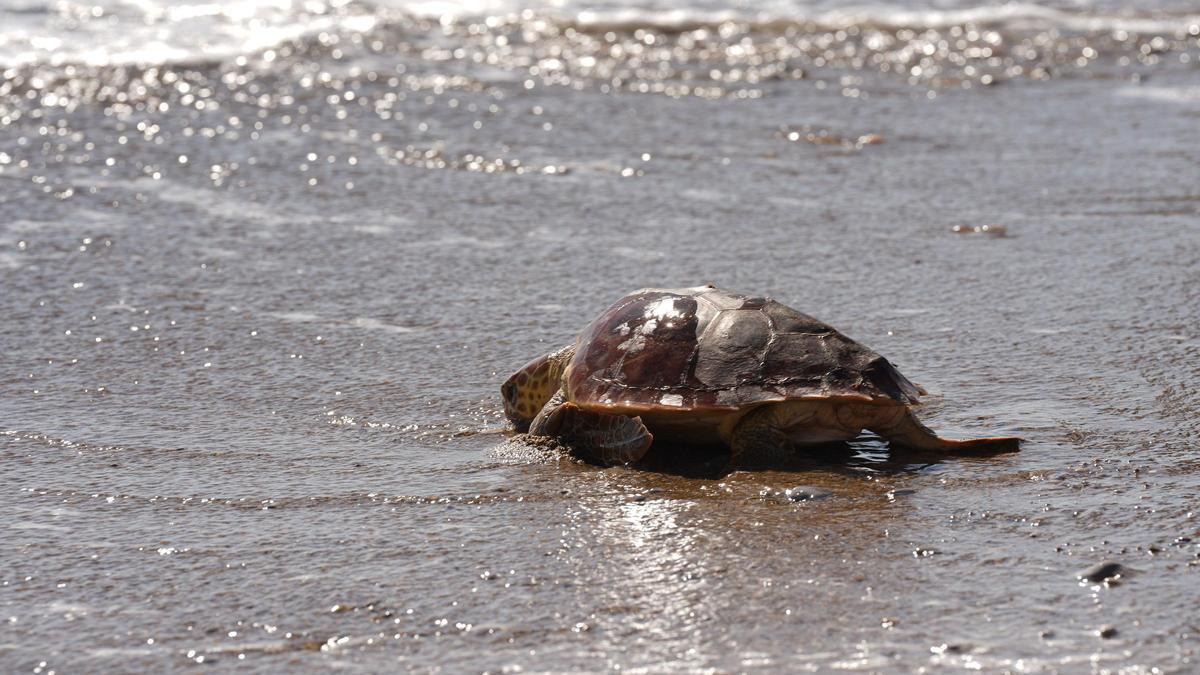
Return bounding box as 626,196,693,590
0,0,378,66
0,0,1196,67
348,317,416,332
268,311,416,332
269,310,322,323
154,182,299,225
563,3,1200,34
1116,84,1200,102
10,521,71,531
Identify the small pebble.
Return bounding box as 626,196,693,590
1097,625,1118,639
930,643,966,655
951,224,1008,237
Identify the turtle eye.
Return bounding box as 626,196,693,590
501,382,517,403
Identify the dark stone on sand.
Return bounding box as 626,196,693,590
931,642,966,655
1077,561,1127,583
785,486,832,502
1097,625,1118,639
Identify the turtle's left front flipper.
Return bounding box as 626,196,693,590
532,401,653,465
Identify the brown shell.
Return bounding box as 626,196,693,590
565,286,925,412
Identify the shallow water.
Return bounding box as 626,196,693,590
2,0,1200,671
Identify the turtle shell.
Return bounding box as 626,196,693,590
565,286,925,412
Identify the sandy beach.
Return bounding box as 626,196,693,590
2,0,1199,670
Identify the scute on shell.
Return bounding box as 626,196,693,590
564,286,925,411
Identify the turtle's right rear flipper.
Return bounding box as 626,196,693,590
543,402,653,466
870,407,1021,456
921,436,1022,455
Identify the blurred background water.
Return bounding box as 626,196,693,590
1,0,1198,670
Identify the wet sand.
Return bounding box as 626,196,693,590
2,11,1200,672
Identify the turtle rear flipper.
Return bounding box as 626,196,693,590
868,406,1021,455
533,401,653,465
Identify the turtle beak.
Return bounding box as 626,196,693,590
501,380,531,431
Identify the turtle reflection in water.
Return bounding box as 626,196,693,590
501,285,1020,467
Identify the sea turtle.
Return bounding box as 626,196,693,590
501,285,1020,467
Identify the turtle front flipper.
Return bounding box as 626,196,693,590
728,404,799,469
530,395,653,465
864,405,1021,455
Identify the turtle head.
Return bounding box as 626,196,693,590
502,345,574,431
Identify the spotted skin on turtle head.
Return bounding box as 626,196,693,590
502,346,574,430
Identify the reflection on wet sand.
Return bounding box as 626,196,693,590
532,444,940,669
